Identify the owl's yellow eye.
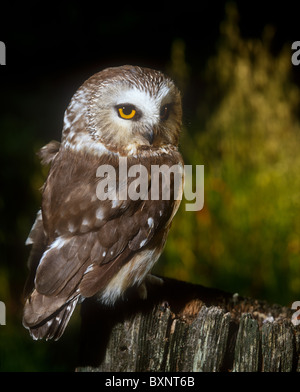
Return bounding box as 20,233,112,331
117,104,137,120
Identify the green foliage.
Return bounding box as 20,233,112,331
160,3,300,306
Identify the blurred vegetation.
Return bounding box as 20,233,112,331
160,3,300,307
1,1,300,371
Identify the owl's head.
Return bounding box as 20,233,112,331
62,65,182,156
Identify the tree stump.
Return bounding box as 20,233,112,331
76,277,300,372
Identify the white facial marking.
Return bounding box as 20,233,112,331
112,84,171,128
115,88,158,123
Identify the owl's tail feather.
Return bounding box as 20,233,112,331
23,292,79,341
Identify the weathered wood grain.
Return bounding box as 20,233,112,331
76,277,300,372
232,313,260,371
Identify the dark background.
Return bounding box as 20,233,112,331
1,0,300,371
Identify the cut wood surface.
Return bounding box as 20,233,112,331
76,277,300,372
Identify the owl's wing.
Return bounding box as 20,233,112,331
23,193,180,340
23,142,61,298
31,196,176,298
23,146,183,340
23,210,47,298
79,196,178,298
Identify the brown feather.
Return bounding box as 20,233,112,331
37,140,60,166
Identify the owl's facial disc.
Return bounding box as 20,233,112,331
77,66,182,155
108,85,176,148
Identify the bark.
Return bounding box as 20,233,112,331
76,277,300,372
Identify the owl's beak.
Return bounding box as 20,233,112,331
144,129,154,145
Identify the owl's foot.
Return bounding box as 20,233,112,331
137,274,164,300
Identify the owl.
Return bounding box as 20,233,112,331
23,65,184,340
